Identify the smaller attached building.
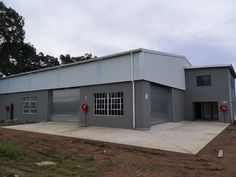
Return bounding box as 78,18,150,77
185,65,236,123
0,48,235,130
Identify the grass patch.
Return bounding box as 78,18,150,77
39,159,82,173
31,154,113,177
0,132,116,177
0,141,25,159
0,141,113,177
0,141,42,163
33,158,97,177
0,171,9,177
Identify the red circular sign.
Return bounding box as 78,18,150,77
81,104,89,112
220,105,228,112
5,105,9,111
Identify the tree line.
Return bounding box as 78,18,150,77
0,1,96,77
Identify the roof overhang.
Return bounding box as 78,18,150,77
185,64,236,78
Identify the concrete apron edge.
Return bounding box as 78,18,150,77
195,123,230,155
3,126,198,155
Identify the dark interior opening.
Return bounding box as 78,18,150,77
10,103,14,120
194,102,219,121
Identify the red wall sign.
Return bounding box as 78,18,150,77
81,104,89,112
5,105,10,112
220,104,228,112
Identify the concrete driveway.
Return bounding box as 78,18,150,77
4,121,229,154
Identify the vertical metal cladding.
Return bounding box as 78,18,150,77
150,83,171,124
52,88,80,122
0,49,191,95
141,52,191,90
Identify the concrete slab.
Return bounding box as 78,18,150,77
4,121,229,154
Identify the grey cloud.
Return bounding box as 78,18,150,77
4,0,236,70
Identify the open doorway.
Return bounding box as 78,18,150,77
10,103,14,120
194,102,219,121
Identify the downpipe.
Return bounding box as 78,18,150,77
131,52,136,130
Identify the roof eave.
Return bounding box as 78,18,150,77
185,65,236,78
229,65,236,78
0,48,143,80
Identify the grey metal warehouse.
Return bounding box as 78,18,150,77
0,48,235,130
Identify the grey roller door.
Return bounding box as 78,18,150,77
52,88,80,122
150,84,171,124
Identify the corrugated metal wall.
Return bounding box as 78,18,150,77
0,49,191,95
0,54,134,94
141,52,190,90
51,88,80,122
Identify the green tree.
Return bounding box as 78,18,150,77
0,1,24,44
0,1,26,76
0,1,60,76
60,53,96,64
10,43,37,74
0,1,95,77
36,52,59,68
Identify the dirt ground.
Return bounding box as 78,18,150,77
0,124,236,177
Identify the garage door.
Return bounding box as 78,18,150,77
150,84,171,124
51,88,80,122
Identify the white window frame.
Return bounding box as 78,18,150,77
22,97,38,114
95,96,107,115
94,92,124,116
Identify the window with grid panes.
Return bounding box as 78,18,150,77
94,92,124,116
23,97,37,114
196,75,211,86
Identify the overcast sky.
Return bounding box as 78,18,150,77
4,0,236,68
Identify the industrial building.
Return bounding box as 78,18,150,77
0,48,235,130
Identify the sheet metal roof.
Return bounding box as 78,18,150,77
185,64,236,78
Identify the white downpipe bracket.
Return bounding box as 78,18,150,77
131,52,136,129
